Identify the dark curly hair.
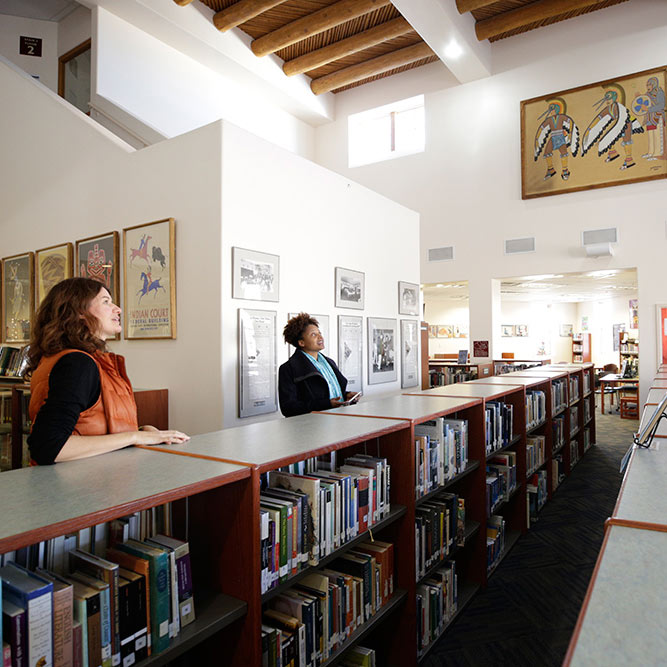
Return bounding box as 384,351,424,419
26,277,109,375
283,312,320,348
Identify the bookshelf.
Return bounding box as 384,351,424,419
493,359,551,375
571,334,591,363
427,361,493,387
619,331,639,375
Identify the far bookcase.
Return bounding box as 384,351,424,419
572,334,591,363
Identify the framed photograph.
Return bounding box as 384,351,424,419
76,231,120,303
398,281,419,316
123,218,176,339
335,267,364,310
338,315,363,391
2,252,34,343
239,308,277,418
560,324,574,337
501,324,515,337
368,317,397,385
287,312,330,357
521,66,666,199
400,319,419,388
232,247,279,302
516,324,528,337
35,243,73,306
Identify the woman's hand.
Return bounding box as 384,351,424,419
345,391,361,404
330,398,345,408
133,429,190,446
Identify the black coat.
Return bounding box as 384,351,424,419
278,351,348,417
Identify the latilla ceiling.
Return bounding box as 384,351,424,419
174,0,632,94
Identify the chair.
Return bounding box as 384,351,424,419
620,396,639,419
595,364,620,412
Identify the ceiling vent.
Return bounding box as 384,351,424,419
504,237,535,254
582,227,617,246
428,246,454,262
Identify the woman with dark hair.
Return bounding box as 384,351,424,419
278,312,360,417
27,277,189,464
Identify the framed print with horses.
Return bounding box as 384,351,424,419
123,218,176,339
521,66,666,199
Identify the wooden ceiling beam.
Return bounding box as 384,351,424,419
213,0,288,33
455,0,497,12
310,41,433,95
283,17,412,77
251,0,392,58
173,0,195,6
475,0,613,41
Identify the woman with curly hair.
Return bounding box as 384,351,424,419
279,312,360,417
27,277,189,464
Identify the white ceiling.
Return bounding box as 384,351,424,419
423,268,638,303
0,0,80,21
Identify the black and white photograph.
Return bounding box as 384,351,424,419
368,317,397,384
401,319,419,388
335,267,364,310
398,281,419,316
338,314,363,391
233,247,280,302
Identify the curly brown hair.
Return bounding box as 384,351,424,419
283,312,320,348
26,277,108,375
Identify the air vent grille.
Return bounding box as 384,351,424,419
504,237,536,254
428,246,454,261
582,227,617,245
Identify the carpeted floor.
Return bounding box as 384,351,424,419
423,406,638,667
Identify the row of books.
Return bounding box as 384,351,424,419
570,439,580,467
486,515,505,572
527,470,548,525
414,418,468,498
526,435,546,476
416,562,457,656
1,531,194,667
0,346,28,378
495,362,541,375
569,406,579,436
485,471,504,518
552,379,567,413
415,492,464,581
260,454,390,593
262,541,394,666
584,399,591,424
429,368,476,387
552,415,566,454
525,390,546,430
582,373,591,395
569,376,580,403
583,428,591,452
552,454,565,492
487,451,517,502
485,402,513,455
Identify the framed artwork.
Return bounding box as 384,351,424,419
335,267,364,310
501,325,515,337
35,243,73,306
368,317,397,384
437,325,453,338
123,218,176,339
629,299,639,329
287,312,330,357
428,325,438,339
656,305,667,367
581,316,589,332
516,325,528,337
76,231,120,303
473,340,489,357
613,323,625,351
239,308,277,418
338,315,363,391
400,319,419,388
2,252,34,343
232,247,280,302
560,324,573,337
398,281,419,316
521,66,666,199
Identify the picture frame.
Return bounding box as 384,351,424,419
232,247,280,302
335,267,364,310
338,315,363,391
521,66,666,199
239,308,277,418
35,242,73,307
2,252,34,343
368,317,397,384
501,325,515,337
123,218,176,339
398,281,419,316
76,231,120,303
516,324,528,337
560,324,574,337
287,312,330,357
473,340,489,358
400,319,419,388
428,325,438,339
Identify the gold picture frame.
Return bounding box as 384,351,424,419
35,242,73,307
521,66,666,199
2,252,34,344
123,218,176,340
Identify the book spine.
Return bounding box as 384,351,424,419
26,592,53,667
2,642,11,667
4,608,25,667
98,587,112,667
174,553,195,627
53,587,74,667
86,596,102,667
72,622,83,667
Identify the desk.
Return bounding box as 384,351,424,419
599,374,638,414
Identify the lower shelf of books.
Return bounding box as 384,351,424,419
487,529,520,578
417,579,479,663
143,591,247,667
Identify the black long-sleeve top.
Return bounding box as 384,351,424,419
28,352,101,465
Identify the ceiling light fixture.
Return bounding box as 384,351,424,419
443,39,463,60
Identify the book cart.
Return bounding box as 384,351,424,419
0,447,254,666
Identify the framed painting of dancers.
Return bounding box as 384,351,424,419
2,252,34,344
123,218,176,339
521,66,666,199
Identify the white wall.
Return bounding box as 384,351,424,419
424,297,469,356
58,5,92,56
315,0,667,404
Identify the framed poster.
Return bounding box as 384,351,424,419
239,308,277,418
629,299,639,329
400,319,419,388
287,312,330,356
501,325,515,337
123,218,176,339
35,242,73,306
338,314,363,391
521,66,666,199
398,281,419,316
560,324,573,337
2,252,34,343
516,324,528,337
428,324,438,338
335,267,364,310
368,317,397,385
473,340,489,358
613,323,625,351
76,231,120,303
232,247,280,302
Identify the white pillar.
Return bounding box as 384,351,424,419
468,276,501,362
